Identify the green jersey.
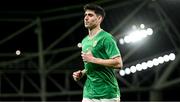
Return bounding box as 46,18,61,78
81,29,121,99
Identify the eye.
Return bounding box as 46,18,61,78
89,14,93,17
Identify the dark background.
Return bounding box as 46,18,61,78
0,0,179,101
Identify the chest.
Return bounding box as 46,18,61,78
82,38,103,53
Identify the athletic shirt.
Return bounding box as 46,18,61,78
81,29,121,99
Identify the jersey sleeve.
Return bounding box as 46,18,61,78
103,36,121,58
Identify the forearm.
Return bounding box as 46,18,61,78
81,69,86,76
91,57,123,69
82,52,123,69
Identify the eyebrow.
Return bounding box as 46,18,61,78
84,12,94,16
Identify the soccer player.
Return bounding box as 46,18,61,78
72,3,123,102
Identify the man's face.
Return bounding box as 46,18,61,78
84,10,101,29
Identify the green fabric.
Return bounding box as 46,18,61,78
81,29,121,99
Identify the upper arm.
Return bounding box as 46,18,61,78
112,56,123,69
103,36,121,58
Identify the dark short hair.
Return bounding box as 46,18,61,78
83,3,106,18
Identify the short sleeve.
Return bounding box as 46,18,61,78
103,36,121,58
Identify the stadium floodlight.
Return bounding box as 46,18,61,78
163,55,170,62
119,24,153,45
147,60,153,68
119,52,176,76
146,28,153,35
169,53,175,61
141,62,148,70
157,56,164,64
136,64,143,71
130,66,136,73
125,68,131,75
119,38,124,45
132,25,137,30
152,58,159,66
140,24,145,29
119,70,125,76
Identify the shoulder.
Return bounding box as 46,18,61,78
100,30,112,39
101,30,111,36
82,35,88,43
101,30,116,41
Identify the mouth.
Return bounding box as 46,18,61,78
84,22,89,26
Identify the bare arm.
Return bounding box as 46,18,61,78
82,52,123,69
93,56,123,69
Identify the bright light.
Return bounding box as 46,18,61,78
136,64,142,71
130,66,136,73
147,60,153,68
140,24,145,29
77,43,82,48
169,53,175,61
163,55,170,62
119,70,125,76
125,68,131,75
141,62,148,70
119,24,153,45
152,58,159,66
157,56,164,64
129,30,145,42
124,36,131,43
146,28,153,35
132,25,137,30
119,38,124,45
16,50,21,55
119,52,176,76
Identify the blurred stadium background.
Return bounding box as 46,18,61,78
0,0,179,101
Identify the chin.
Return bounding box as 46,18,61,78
85,25,90,28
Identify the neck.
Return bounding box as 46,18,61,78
88,26,101,38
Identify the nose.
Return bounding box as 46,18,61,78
84,15,88,21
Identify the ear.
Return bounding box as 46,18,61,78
98,16,103,22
